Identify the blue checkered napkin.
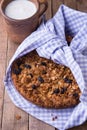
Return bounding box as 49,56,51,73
4,5,87,130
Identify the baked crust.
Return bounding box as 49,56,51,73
11,50,81,108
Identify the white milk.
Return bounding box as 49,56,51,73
5,0,37,20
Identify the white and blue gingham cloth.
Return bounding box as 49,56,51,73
4,5,87,130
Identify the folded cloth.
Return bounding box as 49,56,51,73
4,4,87,130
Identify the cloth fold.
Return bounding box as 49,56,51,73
4,4,87,130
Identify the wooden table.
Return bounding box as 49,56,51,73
0,0,87,130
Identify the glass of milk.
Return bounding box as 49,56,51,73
0,0,48,43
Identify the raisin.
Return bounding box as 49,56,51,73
53,88,60,94
60,87,67,94
41,62,47,66
13,68,21,75
32,85,37,89
42,70,47,74
16,60,22,67
73,93,79,98
64,77,72,83
38,76,44,83
24,64,31,69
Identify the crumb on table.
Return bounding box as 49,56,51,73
15,115,21,120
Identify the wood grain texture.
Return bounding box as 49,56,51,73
64,0,77,9
2,40,28,130
45,0,52,19
14,107,28,130
69,121,87,130
29,115,55,130
0,13,7,130
77,0,87,12
52,0,64,16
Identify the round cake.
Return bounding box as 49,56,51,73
11,50,81,108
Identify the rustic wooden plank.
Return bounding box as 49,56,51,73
2,92,17,130
2,91,28,130
52,0,64,16
2,90,28,130
2,40,29,130
0,12,7,130
77,0,87,12
45,0,52,19
64,0,77,9
29,115,55,130
69,121,87,130
14,107,28,130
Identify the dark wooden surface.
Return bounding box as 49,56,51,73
0,0,87,130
